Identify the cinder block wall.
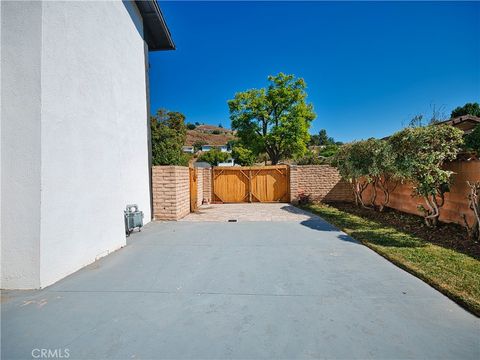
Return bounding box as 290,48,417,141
152,166,190,220
290,165,354,203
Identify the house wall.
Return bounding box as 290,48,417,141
290,165,354,203
362,160,480,226
1,1,43,288
1,1,152,288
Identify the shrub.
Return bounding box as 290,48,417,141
193,140,207,152
318,144,340,158
296,150,322,165
186,123,196,130
198,148,229,166
232,145,256,166
151,110,190,166
464,124,480,155
212,130,221,135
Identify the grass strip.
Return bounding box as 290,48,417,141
303,203,480,317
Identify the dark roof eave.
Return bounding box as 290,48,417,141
135,0,175,51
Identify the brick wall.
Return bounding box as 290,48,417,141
290,165,354,203
202,168,212,204
196,168,204,208
152,166,190,220
363,160,480,226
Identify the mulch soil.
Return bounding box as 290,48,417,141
328,202,480,259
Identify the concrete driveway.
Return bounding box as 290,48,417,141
2,205,479,359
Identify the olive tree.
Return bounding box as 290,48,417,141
334,141,374,208
388,125,463,227
463,182,480,241
334,138,399,211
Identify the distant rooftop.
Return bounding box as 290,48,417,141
436,115,480,134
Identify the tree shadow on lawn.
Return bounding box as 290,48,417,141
280,204,416,246
292,204,426,249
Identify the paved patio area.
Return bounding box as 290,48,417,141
182,203,315,222
2,207,479,359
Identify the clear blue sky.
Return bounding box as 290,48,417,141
149,1,480,142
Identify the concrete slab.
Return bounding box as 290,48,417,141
2,214,479,359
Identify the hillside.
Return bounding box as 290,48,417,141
185,124,237,146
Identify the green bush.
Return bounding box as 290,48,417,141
186,123,196,130
212,130,221,135
198,148,229,166
151,109,190,166
465,124,480,154
232,145,256,166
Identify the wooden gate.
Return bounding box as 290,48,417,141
212,165,289,203
189,167,198,212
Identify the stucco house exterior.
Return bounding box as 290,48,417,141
1,1,174,289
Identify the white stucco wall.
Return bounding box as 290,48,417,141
1,1,43,289
1,1,152,288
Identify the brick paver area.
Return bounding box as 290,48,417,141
181,203,319,222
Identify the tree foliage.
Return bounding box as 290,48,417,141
228,73,315,164
389,125,463,227
197,148,230,166
296,150,323,165
151,109,190,166
464,124,480,155
451,102,480,118
334,140,382,208
193,140,207,152
231,145,256,166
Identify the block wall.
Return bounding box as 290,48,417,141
363,160,480,226
290,165,354,203
152,166,190,220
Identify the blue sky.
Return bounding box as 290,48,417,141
149,1,480,142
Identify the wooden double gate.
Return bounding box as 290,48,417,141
212,165,290,203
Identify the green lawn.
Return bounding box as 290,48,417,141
303,203,480,316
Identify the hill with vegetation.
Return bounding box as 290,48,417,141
185,124,236,146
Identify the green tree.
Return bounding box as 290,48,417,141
389,125,463,227
232,145,256,166
186,123,196,130
296,150,322,165
197,148,229,166
318,144,340,158
318,129,329,145
193,140,207,152
228,73,316,164
333,141,374,208
451,102,480,118
465,124,480,154
334,139,399,210
151,109,190,166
